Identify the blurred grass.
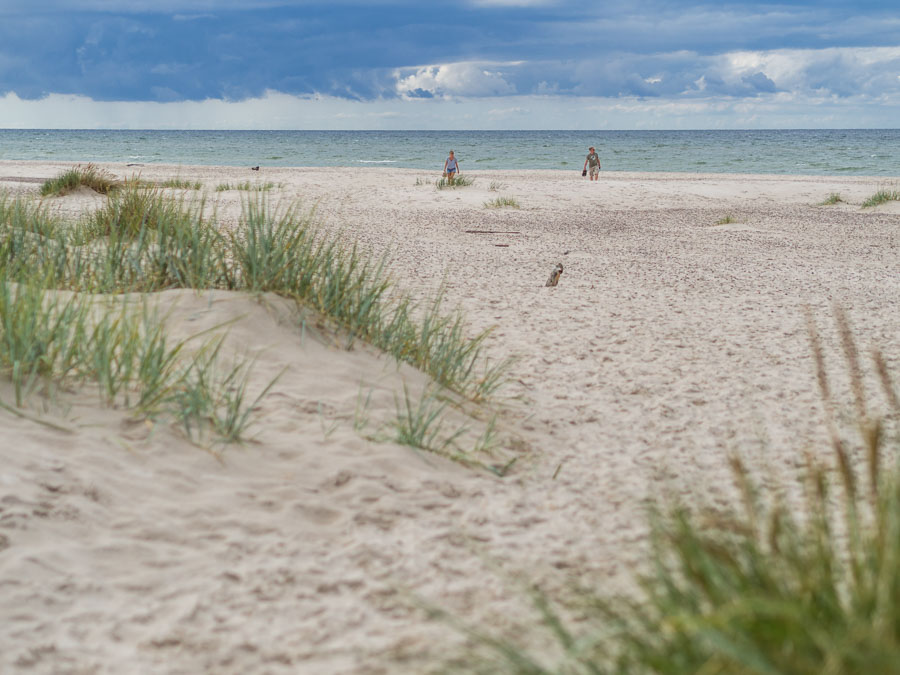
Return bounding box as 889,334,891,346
450,309,900,674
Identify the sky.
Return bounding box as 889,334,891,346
1,0,898,129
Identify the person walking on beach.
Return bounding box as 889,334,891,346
443,150,460,184
583,146,601,181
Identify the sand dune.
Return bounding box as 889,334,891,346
1,162,898,673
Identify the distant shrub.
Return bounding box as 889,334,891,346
215,181,275,192
40,163,121,197
862,188,900,208
436,175,475,190
483,196,520,209
160,177,202,190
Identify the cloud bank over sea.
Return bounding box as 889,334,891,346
1,1,899,128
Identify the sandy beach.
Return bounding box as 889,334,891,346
1,162,899,673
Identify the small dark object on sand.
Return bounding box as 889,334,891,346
545,263,563,287
251,166,260,171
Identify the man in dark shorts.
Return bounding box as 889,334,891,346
583,146,601,181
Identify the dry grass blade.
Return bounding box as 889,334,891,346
873,349,900,413
835,305,868,422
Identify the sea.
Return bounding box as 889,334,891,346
1,129,899,176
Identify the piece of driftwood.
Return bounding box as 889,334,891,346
545,263,563,287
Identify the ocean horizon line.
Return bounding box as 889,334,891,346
4,127,900,132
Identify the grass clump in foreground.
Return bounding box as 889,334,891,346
0,278,270,443
862,187,900,208
0,186,510,449
451,310,900,673
40,163,121,197
484,196,520,209
821,192,844,205
714,214,737,225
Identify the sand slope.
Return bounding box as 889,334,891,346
1,163,899,673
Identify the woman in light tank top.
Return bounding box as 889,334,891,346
443,150,461,183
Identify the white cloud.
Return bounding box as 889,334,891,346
386,46,900,102
394,62,518,98
713,46,900,96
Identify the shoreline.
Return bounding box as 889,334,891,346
1,161,899,673
3,159,900,181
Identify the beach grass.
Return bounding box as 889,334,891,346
40,164,121,197
160,177,203,190
0,275,266,442
231,196,511,400
436,175,475,190
862,187,900,208
484,196,520,209
451,311,900,673
0,186,509,448
0,193,61,239
87,180,199,238
215,181,276,192
821,192,844,205
715,214,737,225
391,385,466,456
382,385,513,472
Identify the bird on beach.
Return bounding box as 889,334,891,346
545,263,563,287
251,166,260,171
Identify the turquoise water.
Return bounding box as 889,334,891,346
1,129,899,175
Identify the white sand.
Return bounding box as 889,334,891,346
1,162,899,673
